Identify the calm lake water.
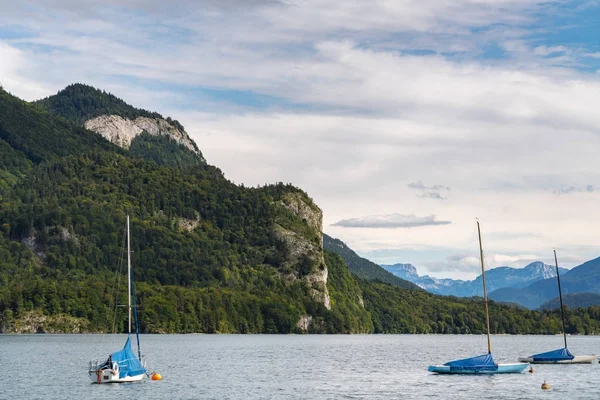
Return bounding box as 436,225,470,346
2,334,600,399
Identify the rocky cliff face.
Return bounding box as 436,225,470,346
382,263,420,281
1,310,91,333
84,114,202,158
273,192,331,314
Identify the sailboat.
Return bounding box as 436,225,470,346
517,249,596,364
428,220,529,374
88,215,147,383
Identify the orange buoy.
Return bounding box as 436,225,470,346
151,372,162,381
529,367,534,373
541,381,550,390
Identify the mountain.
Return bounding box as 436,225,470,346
382,261,567,297
489,257,600,309
2,84,600,335
380,264,458,294
380,263,419,281
539,293,600,310
0,85,371,333
35,84,205,168
322,234,420,290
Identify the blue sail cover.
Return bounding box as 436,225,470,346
444,353,498,372
110,336,146,379
531,347,574,362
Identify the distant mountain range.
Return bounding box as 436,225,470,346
489,257,600,309
380,264,458,294
382,256,600,310
382,262,567,298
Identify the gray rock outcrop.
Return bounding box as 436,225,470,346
84,114,202,157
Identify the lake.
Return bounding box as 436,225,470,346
2,334,600,399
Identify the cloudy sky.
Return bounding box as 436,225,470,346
2,0,600,279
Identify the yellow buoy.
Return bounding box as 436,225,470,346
541,381,550,390
151,372,162,381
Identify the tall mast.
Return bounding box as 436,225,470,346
127,215,132,335
554,249,568,349
477,219,492,354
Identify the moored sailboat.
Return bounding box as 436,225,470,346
88,215,147,383
517,249,596,364
428,220,529,374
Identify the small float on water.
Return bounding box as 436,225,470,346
88,215,148,383
517,250,596,365
428,220,529,375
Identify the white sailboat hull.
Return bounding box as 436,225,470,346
428,363,529,374
89,368,145,384
517,355,596,364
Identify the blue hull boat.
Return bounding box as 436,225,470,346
517,251,596,365
427,221,529,375
428,363,529,374
428,352,528,375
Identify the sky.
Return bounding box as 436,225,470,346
2,0,600,279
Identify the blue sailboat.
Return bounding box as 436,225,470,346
88,215,147,383
518,250,596,364
428,220,529,374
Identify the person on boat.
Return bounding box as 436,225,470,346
100,355,112,370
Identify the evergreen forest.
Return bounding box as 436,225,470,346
2,85,600,335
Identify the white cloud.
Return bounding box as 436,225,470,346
555,185,595,195
574,1,600,12
533,45,569,57
332,214,451,228
1,0,600,278
262,0,540,35
421,252,546,280
408,181,450,199
0,42,54,100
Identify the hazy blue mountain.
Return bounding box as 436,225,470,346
489,257,600,309
380,264,459,295
382,262,567,297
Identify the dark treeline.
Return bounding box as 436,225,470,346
4,242,600,334
0,249,375,334
539,293,600,311
361,281,600,334
129,133,205,169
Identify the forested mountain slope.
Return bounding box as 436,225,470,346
1,85,600,335
0,86,351,333
323,234,419,290
539,293,600,311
